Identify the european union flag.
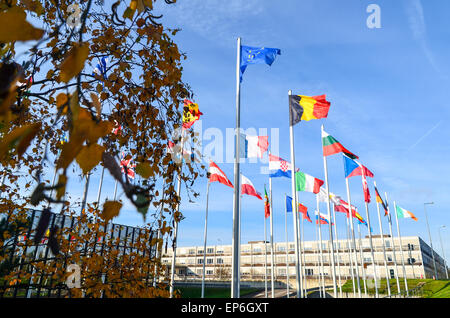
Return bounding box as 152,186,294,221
286,195,293,213
240,45,281,82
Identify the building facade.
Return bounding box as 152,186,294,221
162,235,448,283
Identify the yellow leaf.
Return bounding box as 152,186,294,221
135,162,154,179
0,7,44,42
59,43,89,83
76,144,105,175
90,92,102,119
56,136,84,170
56,174,67,200
56,93,68,113
101,201,122,222
0,123,41,160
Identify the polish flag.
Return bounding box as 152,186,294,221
208,161,233,188
241,174,262,200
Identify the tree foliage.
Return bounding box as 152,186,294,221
0,0,203,297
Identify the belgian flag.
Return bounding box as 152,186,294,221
289,94,331,126
374,186,389,216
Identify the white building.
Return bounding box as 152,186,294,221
162,235,448,283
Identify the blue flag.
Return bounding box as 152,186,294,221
240,45,281,82
286,195,293,213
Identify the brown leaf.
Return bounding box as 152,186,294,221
76,144,105,175
0,7,44,42
56,174,67,200
135,162,154,179
0,123,41,160
90,92,102,119
101,201,122,222
59,43,89,83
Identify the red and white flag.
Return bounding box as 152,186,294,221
241,174,262,200
209,161,233,188
120,152,136,180
111,120,122,135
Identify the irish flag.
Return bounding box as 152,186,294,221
396,205,418,221
295,171,324,194
322,130,358,159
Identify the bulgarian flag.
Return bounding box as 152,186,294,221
264,186,270,218
208,161,233,188
322,130,358,159
295,171,324,194
396,205,418,221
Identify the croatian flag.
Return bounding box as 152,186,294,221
269,154,293,178
238,133,269,159
241,174,262,200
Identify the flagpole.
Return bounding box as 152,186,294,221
169,130,185,298
300,202,307,298
269,176,275,298
374,182,391,297
357,222,368,297
331,203,343,297
96,166,105,206
314,218,322,298
393,201,409,296
238,181,242,297
296,191,306,297
113,180,118,201
289,90,303,298
320,125,337,297
344,178,362,298
363,201,379,297
201,180,211,298
80,173,91,214
385,192,401,294
346,214,357,294
316,195,325,297
284,194,290,298
231,36,242,299
153,180,166,288
264,206,268,298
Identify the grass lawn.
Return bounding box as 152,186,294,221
175,287,260,298
341,278,450,298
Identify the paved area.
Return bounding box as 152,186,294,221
243,287,334,298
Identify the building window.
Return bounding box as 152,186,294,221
178,269,184,275
197,259,203,264
207,248,214,254
385,241,391,248
387,255,392,262
305,269,314,276
277,246,286,252
189,249,195,255
206,270,214,275
217,258,224,264
198,250,204,255
253,247,262,253
207,258,214,264
390,269,395,279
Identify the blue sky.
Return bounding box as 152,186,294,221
16,1,450,263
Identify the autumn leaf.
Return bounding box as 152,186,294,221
56,174,67,200
56,93,69,113
101,201,122,222
59,43,90,83
135,162,154,179
90,92,102,119
0,7,44,42
0,123,41,160
76,144,105,175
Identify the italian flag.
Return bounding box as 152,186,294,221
322,130,358,159
396,205,418,221
295,171,324,194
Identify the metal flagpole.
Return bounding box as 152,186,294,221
321,125,338,297
438,226,449,279
113,180,118,201
384,192,401,294
331,203,342,297
80,173,91,214
300,201,307,297
288,90,303,298
238,183,242,297
96,167,105,205
264,207,268,298
357,223,368,297
393,201,409,296
153,181,166,288
269,177,275,298
345,178,362,298
314,218,322,298
169,130,185,298
316,195,326,297
423,202,438,279
363,200,379,297
231,36,242,299
346,214,356,294
374,181,391,297
201,180,211,298
284,194,290,298
296,191,306,297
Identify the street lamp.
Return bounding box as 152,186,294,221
424,202,438,279
438,226,449,280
